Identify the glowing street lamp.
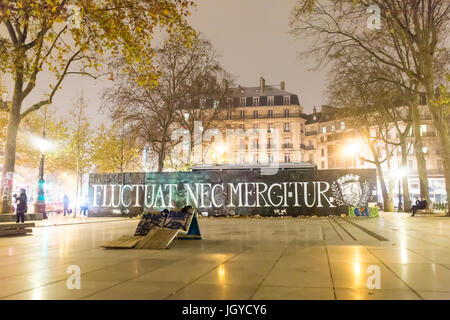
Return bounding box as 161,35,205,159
343,141,362,168
34,133,52,219
213,144,227,164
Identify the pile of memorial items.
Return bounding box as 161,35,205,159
103,206,201,250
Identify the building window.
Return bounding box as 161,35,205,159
268,96,274,106
322,126,327,134
227,98,233,107
240,154,245,164
268,110,273,118
253,110,258,118
284,123,290,132
331,124,335,131
253,124,259,133
253,153,259,164
253,97,260,106
240,111,245,119
268,123,274,132
252,138,259,150
341,121,345,130
420,124,427,136
284,154,291,163
321,148,325,157
240,97,246,107
268,153,273,163
283,96,290,105
284,109,290,117
226,111,232,119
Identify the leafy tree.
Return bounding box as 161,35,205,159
65,95,93,214
290,0,449,203
91,123,140,173
104,33,231,172
17,105,71,174
0,0,195,212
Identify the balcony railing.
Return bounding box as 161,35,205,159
282,143,293,149
305,131,317,136
226,113,306,120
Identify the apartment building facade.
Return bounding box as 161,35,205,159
214,78,447,203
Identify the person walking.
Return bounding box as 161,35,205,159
14,188,28,224
63,194,70,216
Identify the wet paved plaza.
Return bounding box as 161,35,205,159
1,213,450,300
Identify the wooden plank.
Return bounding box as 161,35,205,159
0,229,29,236
102,235,143,249
0,223,35,230
135,228,179,250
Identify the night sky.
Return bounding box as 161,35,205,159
2,0,328,125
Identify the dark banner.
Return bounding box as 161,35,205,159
88,169,377,217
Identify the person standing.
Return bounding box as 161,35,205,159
80,196,89,217
63,194,70,216
14,188,28,224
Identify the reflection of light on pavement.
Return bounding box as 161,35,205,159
353,262,361,275
8,248,14,256
41,229,48,256
218,264,225,283
32,288,42,300
401,248,408,264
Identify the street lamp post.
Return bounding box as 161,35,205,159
397,179,403,212
34,132,48,219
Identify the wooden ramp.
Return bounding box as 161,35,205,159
0,223,35,237
102,235,143,249
103,207,201,250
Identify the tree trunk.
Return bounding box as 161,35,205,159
366,135,394,212
411,102,430,204
1,108,21,213
376,161,395,212
421,76,450,214
1,61,24,214
399,137,411,211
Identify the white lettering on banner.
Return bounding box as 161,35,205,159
303,182,316,207
211,184,225,207
227,183,243,207
255,182,270,207
200,183,212,208
185,183,199,207
120,185,132,207
111,185,121,207
244,183,256,207
134,185,144,207
267,183,283,207
154,185,166,207
88,178,373,211
92,185,102,207
145,184,156,207
165,184,178,207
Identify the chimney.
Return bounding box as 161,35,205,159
280,81,286,91
259,77,265,93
